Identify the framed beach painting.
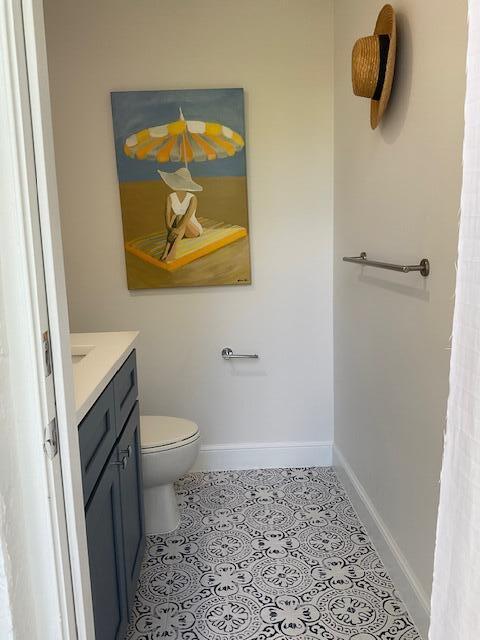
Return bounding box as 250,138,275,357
111,88,251,289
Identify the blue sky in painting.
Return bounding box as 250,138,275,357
111,88,246,182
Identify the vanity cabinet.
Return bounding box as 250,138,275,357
80,350,145,640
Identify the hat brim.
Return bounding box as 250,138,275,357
370,4,396,129
157,170,203,192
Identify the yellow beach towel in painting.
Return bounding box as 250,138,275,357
125,217,247,272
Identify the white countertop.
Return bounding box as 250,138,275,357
71,331,139,424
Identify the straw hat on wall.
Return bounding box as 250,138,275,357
352,4,397,129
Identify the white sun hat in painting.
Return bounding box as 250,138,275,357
157,167,203,192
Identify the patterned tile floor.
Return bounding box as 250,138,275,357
126,467,421,640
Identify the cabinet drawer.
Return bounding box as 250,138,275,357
79,382,116,503
113,350,138,433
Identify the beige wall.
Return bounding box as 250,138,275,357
334,0,466,602
44,0,334,447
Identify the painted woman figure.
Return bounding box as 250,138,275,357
158,167,203,262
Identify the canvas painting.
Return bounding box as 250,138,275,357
111,88,251,289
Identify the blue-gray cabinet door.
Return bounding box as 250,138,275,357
85,455,128,640
118,402,146,612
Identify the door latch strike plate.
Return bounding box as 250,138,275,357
42,330,52,377
44,417,58,459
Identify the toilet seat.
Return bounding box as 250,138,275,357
140,416,199,454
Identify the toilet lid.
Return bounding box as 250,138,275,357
140,416,199,450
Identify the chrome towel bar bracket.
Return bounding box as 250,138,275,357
343,252,430,277
221,347,259,360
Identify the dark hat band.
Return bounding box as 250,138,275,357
372,34,390,101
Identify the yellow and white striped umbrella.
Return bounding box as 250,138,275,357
124,108,244,164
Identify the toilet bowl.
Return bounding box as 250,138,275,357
140,416,200,534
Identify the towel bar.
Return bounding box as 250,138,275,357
343,252,430,277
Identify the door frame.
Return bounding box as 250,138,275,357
1,0,94,637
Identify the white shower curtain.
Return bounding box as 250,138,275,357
429,3,480,639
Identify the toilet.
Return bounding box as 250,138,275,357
140,416,200,534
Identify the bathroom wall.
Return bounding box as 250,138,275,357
334,0,466,604
43,0,334,454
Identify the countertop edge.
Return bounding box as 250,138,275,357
72,331,139,425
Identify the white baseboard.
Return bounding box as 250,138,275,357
192,440,333,472
333,445,430,640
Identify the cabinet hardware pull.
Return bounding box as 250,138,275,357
111,456,128,470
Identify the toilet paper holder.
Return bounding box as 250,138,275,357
221,347,259,360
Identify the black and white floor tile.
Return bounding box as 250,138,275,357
126,467,421,640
